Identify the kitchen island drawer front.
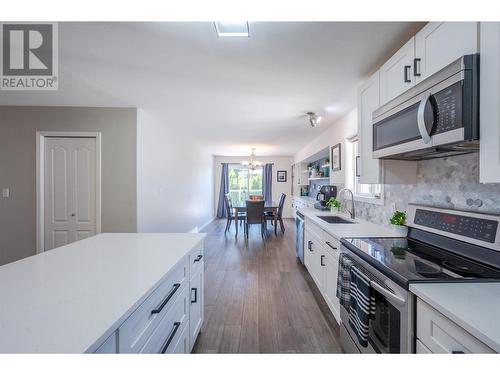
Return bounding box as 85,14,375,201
140,285,189,354
119,257,188,353
171,324,190,353
416,339,432,354
94,331,117,353
189,243,204,278
416,298,494,354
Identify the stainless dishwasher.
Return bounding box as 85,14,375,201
295,211,304,263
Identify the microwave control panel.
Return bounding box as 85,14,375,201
432,81,463,135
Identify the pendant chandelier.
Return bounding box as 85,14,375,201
240,148,263,170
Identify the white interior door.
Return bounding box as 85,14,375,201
44,137,97,250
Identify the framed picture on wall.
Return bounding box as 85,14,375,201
331,143,341,172
277,170,287,182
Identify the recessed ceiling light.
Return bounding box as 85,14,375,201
214,22,249,37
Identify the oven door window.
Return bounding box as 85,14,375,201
373,102,422,150
369,289,401,353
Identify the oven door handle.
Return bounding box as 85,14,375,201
370,281,406,306
417,92,432,145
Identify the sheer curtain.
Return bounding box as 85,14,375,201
263,163,273,205
216,163,229,218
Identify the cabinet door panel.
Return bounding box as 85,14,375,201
380,38,415,104
415,22,478,83
358,70,381,183
323,250,340,324
189,265,204,351
479,22,500,183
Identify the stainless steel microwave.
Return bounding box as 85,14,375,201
372,54,479,160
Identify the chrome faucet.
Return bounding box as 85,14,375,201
338,188,355,220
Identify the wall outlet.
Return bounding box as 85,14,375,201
2,188,9,198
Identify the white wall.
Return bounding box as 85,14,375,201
137,109,215,233
0,106,137,266
214,156,294,218
294,109,358,186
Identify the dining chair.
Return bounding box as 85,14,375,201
245,200,266,239
224,194,246,234
264,193,286,235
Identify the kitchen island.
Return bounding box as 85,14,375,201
0,233,205,353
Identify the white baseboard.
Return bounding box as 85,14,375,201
189,217,216,233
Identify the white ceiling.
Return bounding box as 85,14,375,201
0,22,424,156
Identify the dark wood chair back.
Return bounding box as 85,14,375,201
277,193,286,217
246,200,265,224
224,194,232,217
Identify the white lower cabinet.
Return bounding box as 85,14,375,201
94,332,117,354
304,222,341,324
189,263,204,351
323,237,340,322
140,285,189,353
93,246,204,354
416,298,494,354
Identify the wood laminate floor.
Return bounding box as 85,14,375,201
193,218,342,353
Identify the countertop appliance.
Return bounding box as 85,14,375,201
372,54,479,160
314,185,337,211
339,204,500,354
295,211,305,264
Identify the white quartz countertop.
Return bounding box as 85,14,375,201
293,195,317,204
298,207,404,240
0,233,205,353
410,282,500,352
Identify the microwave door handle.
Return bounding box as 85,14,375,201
417,92,432,144
370,281,406,306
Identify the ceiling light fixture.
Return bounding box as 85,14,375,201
307,112,322,127
214,22,249,37
241,148,263,169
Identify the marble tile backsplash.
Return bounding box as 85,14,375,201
335,153,500,227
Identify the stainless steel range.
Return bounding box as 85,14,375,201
339,204,500,354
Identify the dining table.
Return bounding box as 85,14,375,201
232,200,278,237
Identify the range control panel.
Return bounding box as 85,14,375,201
414,209,498,243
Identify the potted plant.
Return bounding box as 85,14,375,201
389,210,408,236
326,197,341,213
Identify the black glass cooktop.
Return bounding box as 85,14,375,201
341,236,500,288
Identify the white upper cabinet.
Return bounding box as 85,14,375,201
358,70,381,183
479,22,500,183
415,22,478,83
380,38,415,104
357,70,417,184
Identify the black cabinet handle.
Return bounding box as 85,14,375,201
320,255,325,266
191,287,198,304
413,58,421,77
325,241,338,250
151,283,181,314
452,350,465,354
160,322,181,354
308,240,313,251
404,65,411,83
194,254,203,262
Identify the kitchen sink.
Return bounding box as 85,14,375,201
317,215,355,224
